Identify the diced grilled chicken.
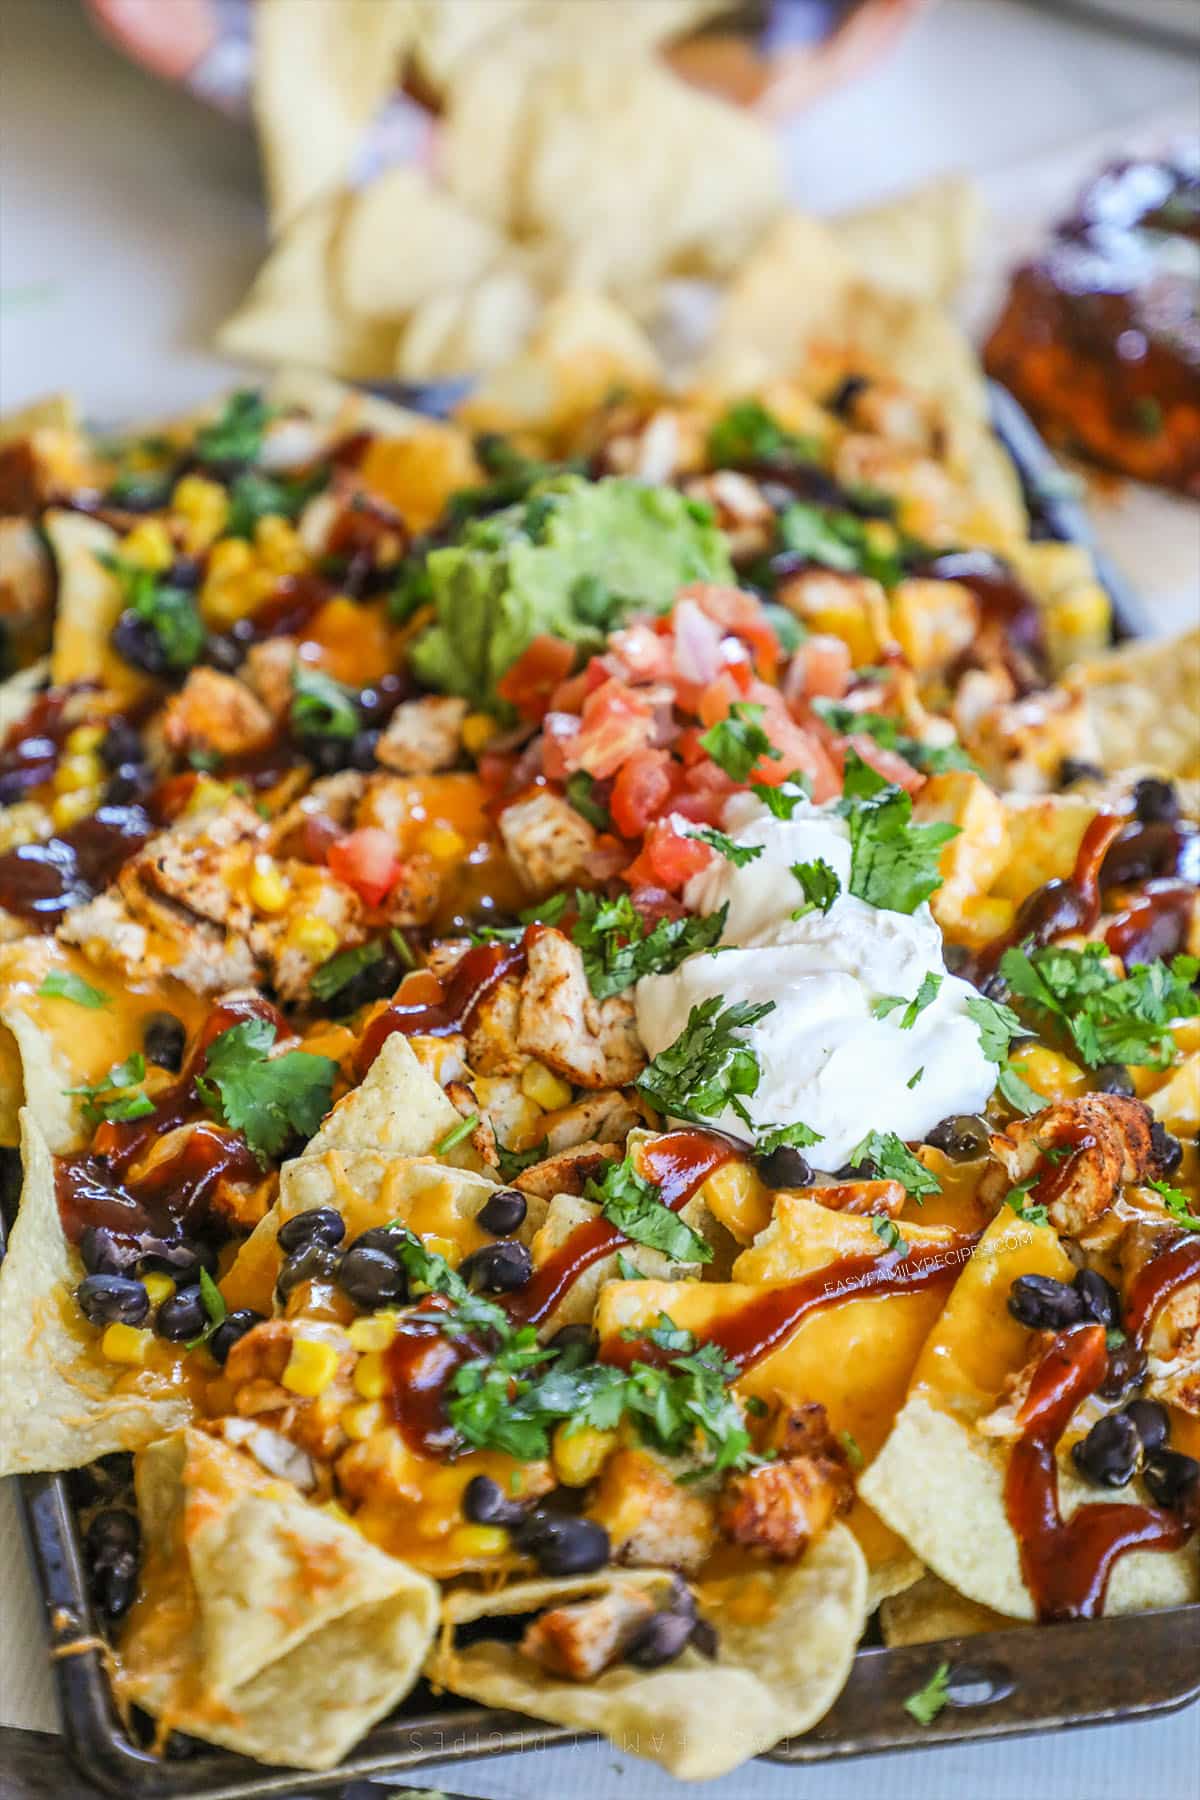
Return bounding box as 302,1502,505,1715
222,1319,357,1463
588,1448,716,1575
982,1094,1156,1241
518,929,644,1089
499,791,597,895
681,470,775,558
963,685,1102,796
1119,1209,1200,1371
519,1583,658,1682
375,695,468,774
241,635,298,720
514,1140,621,1198
807,1178,906,1218
717,1397,853,1560
161,667,275,760
977,1330,1059,1441
539,1090,645,1155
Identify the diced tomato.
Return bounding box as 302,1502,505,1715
327,827,401,906
623,819,712,894
562,677,656,781
696,672,745,730
790,634,853,703
844,733,924,794
477,747,518,800
608,621,676,684
539,711,581,783
496,635,577,722
610,747,676,838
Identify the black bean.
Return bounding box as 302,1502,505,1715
276,1241,342,1301
85,1508,140,1623
546,1322,598,1364
347,729,381,771
1058,757,1104,788
1123,1399,1169,1454
461,1240,533,1293
925,1114,991,1160
1142,1448,1200,1513
476,1189,528,1236
628,1609,695,1668
828,374,869,418
515,1512,610,1576
142,1011,186,1073
1073,1268,1119,1330
76,1274,150,1327
1132,777,1179,826
1097,1339,1147,1402
67,1453,133,1510
80,1226,141,1277
1007,1273,1084,1331
337,1243,407,1311
93,1554,138,1622
1093,1062,1135,1098
277,1207,346,1254
1150,1121,1183,1176
689,1616,720,1659
138,1235,218,1280
154,1286,206,1341
835,1158,879,1182
1071,1412,1141,1488
99,721,142,770
104,762,152,806
756,1145,813,1189
297,734,353,775
203,633,243,674
462,1474,525,1528
110,610,169,676
207,1308,264,1365
351,1226,408,1257
86,1506,139,1562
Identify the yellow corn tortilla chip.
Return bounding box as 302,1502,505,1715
265,367,431,439
859,1210,1200,1618
218,196,399,382
0,1109,193,1475
1073,629,1200,779
880,1571,1015,1647
115,1428,438,1771
338,166,502,322
44,510,152,703
429,1524,867,1779
832,176,983,304
394,264,541,380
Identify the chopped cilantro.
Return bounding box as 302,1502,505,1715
874,972,942,1029
390,554,433,623
185,1267,228,1351
571,890,727,1000
1000,943,1199,1069
812,699,975,775
102,555,204,674
616,1251,647,1280
778,502,920,589
290,663,360,740
585,1156,712,1265
907,1067,924,1088
194,389,272,466
904,1661,952,1726
752,774,812,816
707,400,818,470
1005,1177,1049,1226
997,1062,1045,1116
1106,1326,1127,1351
849,1129,942,1199
195,1018,336,1163
38,970,108,1009
637,996,772,1129
496,1139,547,1182
836,750,958,914
839,1429,865,1470
872,1216,910,1256
564,769,612,831
623,1339,757,1474
687,827,763,868
790,858,841,917
434,1113,479,1155
1149,1178,1200,1232
965,994,1026,1063
643,1312,696,1354
224,468,320,539
700,702,780,782
309,939,384,1005
66,1054,155,1128
757,1120,823,1155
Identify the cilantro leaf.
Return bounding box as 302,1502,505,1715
571,890,727,1000
707,400,819,470
778,502,920,589
38,970,109,1009
67,1054,155,1127
836,750,958,914
873,972,942,1029
997,1062,1045,1117
496,1139,547,1182
1149,1178,1200,1232
752,775,812,817
904,1661,952,1726
310,939,385,1005
687,827,763,868
1005,1177,1049,1226
811,699,975,776
195,389,272,466
637,996,772,1128
290,664,360,740
907,1066,924,1088
186,1267,228,1350
224,468,321,539
585,1156,713,1265
839,1429,865,1470
699,702,780,782
966,993,1026,1063
616,1251,647,1280
790,858,841,917
565,769,612,831
849,1129,942,1199
196,1018,336,1162
622,1340,756,1473
872,1216,910,1256
102,554,204,674
757,1120,823,1155
999,944,1200,1070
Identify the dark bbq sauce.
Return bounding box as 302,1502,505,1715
229,573,334,647
0,803,153,927
1124,1234,1200,1349
0,687,75,803
603,1230,977,1373
965,812,1124,986
1004,1323,1190,1621
385,1296,483,1457
915,550,1049,683
1105,880,1195,966
54,993,280,1246
1100,818,1199,890
1031,1118,1097,1214
356,937,530,1075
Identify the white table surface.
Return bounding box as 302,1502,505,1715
1,1,1197,1794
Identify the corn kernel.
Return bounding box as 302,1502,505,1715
284,916,341,963
64,724,105,756
54,752,104,795
101,1323,152,1365
254,515,306,574
461,712,499,755
520,1061,573,1111
353,1351,387,1400
448,1524,509,1559
348,1313,399,1352
171,474,229,551
183,774,235,817
552,1422,618,1487
281,1336,342,1397
208,536,254,577
1010,1044,1088,1104
51,787,103,830
422,1234,461,1268
248,854,289,915
418,824,467,863
143,1271,175,1306
341,1400,384,1441
120,519,173,572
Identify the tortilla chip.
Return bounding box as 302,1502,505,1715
338,166,502,322
430,1524,867,1779
264,368,430,439
218,196,399,382
880,1571,1014,1647
1073,629,1200,779
832,176,983,305
0,1110,192,1475
394,264,541,380
859,1210,1200,1618
253,0,418,227
0,658,48,736
115,1428,438,1770
0,392,77,445
44,510,151,703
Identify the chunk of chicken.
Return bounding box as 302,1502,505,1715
375,696,468,774
161,667,275,759
588,1448,716,1574
499,791,597,895
964,685,1102,797
518,929,644,1090
717,1398,853,1559
241,635,298,720
514,1140,621,1199
520,1583,658,1682
539,1090,645,1155
981,1094,1156,1241
806,1178,906,1218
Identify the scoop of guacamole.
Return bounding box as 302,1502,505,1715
410,476,732,713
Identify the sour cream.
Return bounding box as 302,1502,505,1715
635,793,994,1171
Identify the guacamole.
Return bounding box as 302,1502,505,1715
409,476,732,713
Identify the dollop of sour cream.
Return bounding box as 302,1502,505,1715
635,792,994,1171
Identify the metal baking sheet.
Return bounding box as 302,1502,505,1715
3,388,1191,1793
